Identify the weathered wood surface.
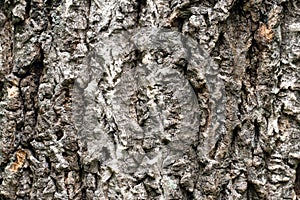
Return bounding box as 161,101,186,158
0,0,299,199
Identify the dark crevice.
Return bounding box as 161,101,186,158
136,0,146,26
218,183,229,200
0,77,5,101
44,0,53,7
15,45,44,147
237,103,243,120
295,164,300,196
77,152,85,197
181,185,194,199
45,156,52,171
169,4,192,32
81,188,87,199
0,194,6,200
135,176,147,185
144,182,161,198
211,32,225,57
241,82,249,97
247,182,260,200
172,16,186,32
254,119,260,143
21,142,37,159
202,12,209,26
62,151,68,158
25,0,31,20
229,0,246,17
2,0,14,21
0,0,4,11
44,0,53,25
32,48,45,129
94,173,98,192
231,125,240,147
50,175,58,193
252,119,260,157
245,63,258,90
55,130,64,140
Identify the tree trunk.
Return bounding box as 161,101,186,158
0,0,299,199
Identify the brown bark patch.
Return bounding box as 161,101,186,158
7,86,19,99
257,23,274,41
8,150,27,172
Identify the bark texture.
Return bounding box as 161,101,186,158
0,0,300,199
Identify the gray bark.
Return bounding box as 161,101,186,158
0,0,299,199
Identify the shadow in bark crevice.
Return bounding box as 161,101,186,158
246,182,260,200
295,164,300,196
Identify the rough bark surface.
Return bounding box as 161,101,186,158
0,0,299,199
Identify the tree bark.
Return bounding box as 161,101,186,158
0,0,299,199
